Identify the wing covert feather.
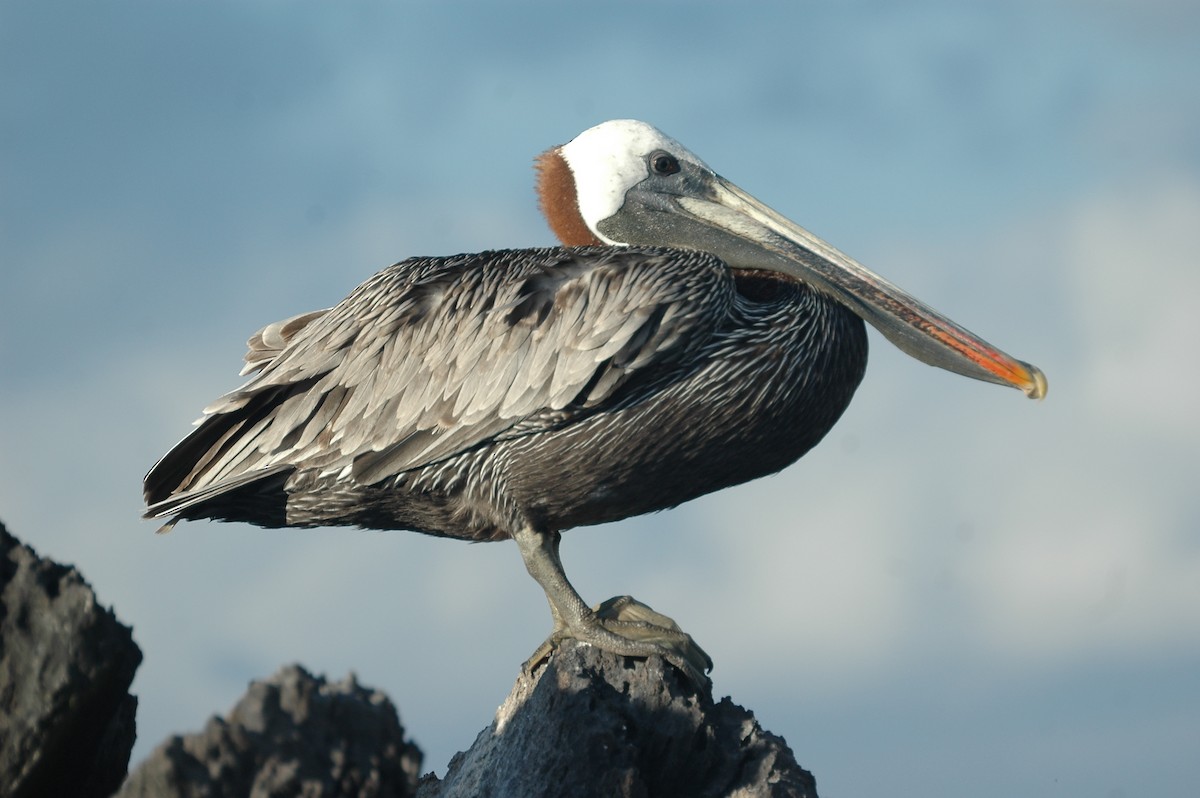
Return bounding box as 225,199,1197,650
240,310,331,375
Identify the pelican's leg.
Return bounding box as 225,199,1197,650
514,524,712,686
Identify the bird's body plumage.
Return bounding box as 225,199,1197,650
145,120,1042,683
145,245,866,542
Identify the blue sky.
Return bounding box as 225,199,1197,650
3,2,1198,795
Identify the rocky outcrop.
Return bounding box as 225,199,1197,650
118,664,423,798
417,640,818,798
0,520,142,798
2,518,817,797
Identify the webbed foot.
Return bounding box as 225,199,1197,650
524,595,712,687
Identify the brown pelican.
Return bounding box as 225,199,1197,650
144,120,1045,684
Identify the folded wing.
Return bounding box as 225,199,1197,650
143,246,731,520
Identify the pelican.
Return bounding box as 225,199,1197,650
144,120,1045,684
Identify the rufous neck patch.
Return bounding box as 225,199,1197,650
535,148,603,246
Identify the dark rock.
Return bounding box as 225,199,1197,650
418,640,818,798
1,517,816,798
118,664,423,798
0,519,143,798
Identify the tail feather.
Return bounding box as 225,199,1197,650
144,464,294,530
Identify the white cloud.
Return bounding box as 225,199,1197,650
953,177,1200,667
1066,179,1200,439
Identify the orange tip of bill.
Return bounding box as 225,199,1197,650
1018,361,1048,400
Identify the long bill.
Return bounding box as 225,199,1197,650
673,176,1047,400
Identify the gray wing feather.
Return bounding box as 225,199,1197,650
146,247,731,508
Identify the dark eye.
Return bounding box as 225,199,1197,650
649,151,681,176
